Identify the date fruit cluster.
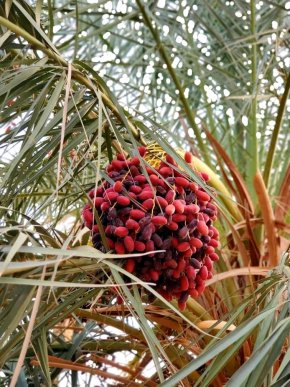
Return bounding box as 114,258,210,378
82,147,219,310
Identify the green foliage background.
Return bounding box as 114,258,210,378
0,1,289,386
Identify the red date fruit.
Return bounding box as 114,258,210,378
178,300,186,311
134,241,146,252
111,160,125,171
134,175,147,184
196,282,206,295
152,216,167,226
166,154,177,165
172,214,186,222
159,166,172,177
125,219,140,231
208,239,219,248
106,191,119,202
152,233,163,248
178,226,189,239
184,204,200,214
175,176,190,188
115,241,125,254
117,153,126,161
184,151,193,163
113,181,123,193
106,238,115,250
209,252,219,261
146,240,155,256
189,288,199,298
130,156,140,166
199,265,208,280
138,146,146,156
166,221,179,231
117,196,130,206
204,256,213,271
139,190,154,200
142,198,154,210
100,202,110,212
176,242,190,252
173,199,185,214
130,185,142,194
196,190,210,202
180,276,189,291
94,197,104,207
150,270,160,281
124,236,134,252
155,196,168,209
125,259,135,273
115,227,128,238
149,174,159,185
165,204,175,215
189,182,198,192
130,209,145,220
186,266,196,278
82,206,93,223
200,172,210,182
197,221,209,236
189,237,203,249
165,190,175,203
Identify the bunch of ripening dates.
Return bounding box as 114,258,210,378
82,147,219,310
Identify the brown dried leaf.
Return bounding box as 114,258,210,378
206,266,270,286
275,164,290,223
254,171,279,266
205,129,255,216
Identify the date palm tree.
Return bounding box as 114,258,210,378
0,1,289,386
